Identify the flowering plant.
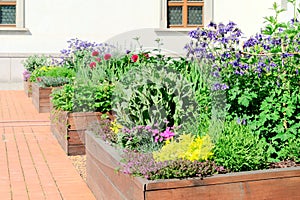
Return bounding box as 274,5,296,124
185,1,300,162
86,1,300,181
22,54,51,81
59,38,115,71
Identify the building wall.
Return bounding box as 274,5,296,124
0,0,297,87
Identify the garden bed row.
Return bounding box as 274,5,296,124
24,75,300,200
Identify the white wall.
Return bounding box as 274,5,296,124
214,0,298,37
0,0,161,53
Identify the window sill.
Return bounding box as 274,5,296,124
0,27,30,35
154,28,198,33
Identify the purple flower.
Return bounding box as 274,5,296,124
281,53,293,58
212,83,229,91
243,37,259,48
208,21,217,29
189,30,200,39
290,18,299,25
270,62,277,68
212,71,220,78
271,38,281,46
225,21,236,32
237,118,246,125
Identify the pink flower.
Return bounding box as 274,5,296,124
160,127,175,140
131,54,139,62
92,51,99,56
104,53,112,60
96,57,101,63
89,62,96,69
36,77,42,82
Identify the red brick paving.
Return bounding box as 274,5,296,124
0,91,96,200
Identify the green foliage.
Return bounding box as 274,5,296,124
113,64,199,133
277,137,300,162
29,66,52,82
116,126,161,153
72,81,114,112
29,66,75,82
51,81,114,113
186,1,300,161
22,54,51,72
213,121,270,172
51,84,74,111
37,76,71,88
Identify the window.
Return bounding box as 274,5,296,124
0,0,26,33
0,0,16,27
167,0,204,28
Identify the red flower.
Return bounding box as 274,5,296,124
89,62,96,69
104,53,112,60
92,51,99,56
96,57,101,63
131,54,139,62
36,77,42,82
143,53,149,59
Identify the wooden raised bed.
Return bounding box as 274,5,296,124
51,108,112,155
23,81,32,97
86,130,300,200
31,82,57,113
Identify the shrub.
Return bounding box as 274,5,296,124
277,137,300,163
113,64,199,134
212,121,270,172
51,84,74,111
51,81,114,113
29,66,75,82
185,2,300,161
22,54,51,73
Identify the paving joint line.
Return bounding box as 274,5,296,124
32,127,64,199
0,120,50,128
23,127,47,199
13,130,30,200
3,130,13,199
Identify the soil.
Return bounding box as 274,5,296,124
269,160,300,169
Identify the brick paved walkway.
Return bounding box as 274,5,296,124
0,91,96,200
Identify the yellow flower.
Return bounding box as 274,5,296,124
110,120,122,134
153,134,214,162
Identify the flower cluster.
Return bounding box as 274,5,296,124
59,38,115,70
89,50,112,69
23,69,31,81
117,122,177,153
120,150,225,180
